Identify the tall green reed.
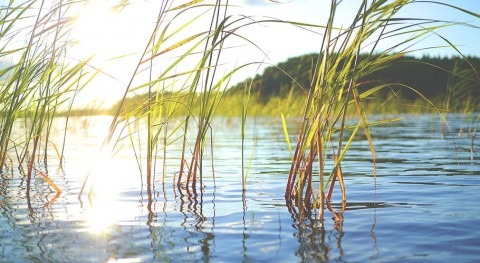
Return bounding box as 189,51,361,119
444,59,480,114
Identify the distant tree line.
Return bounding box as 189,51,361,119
227,53,480,111
112,53,480,115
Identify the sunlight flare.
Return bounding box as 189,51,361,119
71,1,134,68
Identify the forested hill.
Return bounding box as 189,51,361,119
227,53,480,109
108,53,480,116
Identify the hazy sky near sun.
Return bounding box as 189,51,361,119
63,0,480,109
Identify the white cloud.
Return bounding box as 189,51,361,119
243,0,270,6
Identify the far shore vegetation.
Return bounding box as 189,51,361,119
73,53,480,117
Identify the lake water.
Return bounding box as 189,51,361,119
1,114,479,262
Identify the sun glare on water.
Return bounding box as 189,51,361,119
83,150,140,235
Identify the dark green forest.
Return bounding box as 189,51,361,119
226,53,480,112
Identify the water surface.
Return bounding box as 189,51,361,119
1,114,479,262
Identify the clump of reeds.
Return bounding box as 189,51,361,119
0,1,92,201
82,0,252,198
283,0,480,223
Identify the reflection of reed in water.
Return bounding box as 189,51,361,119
294,217,338,262
241,191,250,262
143,177,217,261
0,166,89,261
285,198,345,261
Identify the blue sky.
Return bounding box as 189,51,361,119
391,1,480,57
238,0,480,63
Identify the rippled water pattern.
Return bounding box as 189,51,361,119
1,114,479,262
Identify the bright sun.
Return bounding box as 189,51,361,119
71,1,131,68
69,1,153,108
